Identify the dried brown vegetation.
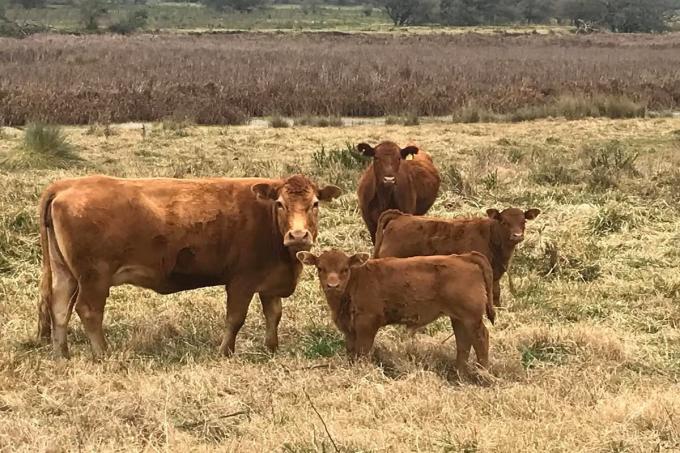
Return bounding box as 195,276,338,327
1,32,680,125
1,118,680,451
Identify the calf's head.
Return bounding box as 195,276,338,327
297,250,370,296
487,207,541,245
252,175,341,252
357,141,419,188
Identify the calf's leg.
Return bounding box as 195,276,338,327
353,319,379,358
219,285,255,357
470,321,490,369
259,294,282,353
493,279,502,307
452,319,472,373
50,263,78,359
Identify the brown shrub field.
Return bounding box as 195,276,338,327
1,32,680,125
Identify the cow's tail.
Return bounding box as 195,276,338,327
37,190,56,343
466,252,496,325
373,209,405,258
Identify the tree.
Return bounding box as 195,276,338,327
378,0,438,25
517,0,555,23
603,0,671,33
202,0,267,12
78,0,108,30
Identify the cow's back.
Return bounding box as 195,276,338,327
404,152,440,214
46,175,277,293
376,215,493,262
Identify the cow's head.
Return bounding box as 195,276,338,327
252,175,341,252
357,141,419,189
486,207,540,245
297,249,369,296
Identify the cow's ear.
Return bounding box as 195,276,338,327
318,185,342,201
252,182,280,201
486,208,501,220
525,208,541,220
400,146,419,159
357,143,375,157
296,251,318,267
349,252,370,268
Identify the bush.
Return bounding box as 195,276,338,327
1,123,81,169
109,10,148,35
78,0,108,31
294,116,343,127
585,140,639,190
203,0,267,12
268,115,290,128
10,0,45,9
377,0,438,26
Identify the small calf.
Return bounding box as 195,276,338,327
297,249,495,370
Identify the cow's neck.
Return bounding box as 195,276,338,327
490,223,516,276
375,185,396,211
323,290,353,335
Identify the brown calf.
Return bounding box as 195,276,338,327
297,249,494,370
374,207,540,307
38,174,341,358
356,141,440,243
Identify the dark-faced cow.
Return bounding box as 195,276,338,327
37,174,341,358
356,141,440,244
298,249,494,370
374,207,540,307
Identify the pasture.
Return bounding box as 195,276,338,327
1,117,679,451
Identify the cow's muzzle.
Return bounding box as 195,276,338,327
284,229,313,250
382,176,396,185
510,233,524,243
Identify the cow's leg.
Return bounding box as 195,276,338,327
50,262,78,359
470,321,490,369
452,318,472,373
259,294,282,353
493,279,501,307
74,281,109,359
353,318,379,358
219,285,255,357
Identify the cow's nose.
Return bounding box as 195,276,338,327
284,229,312,247
326,281,340,289
383,176,396,184
511,233,524,242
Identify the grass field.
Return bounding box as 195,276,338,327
1,117,679,451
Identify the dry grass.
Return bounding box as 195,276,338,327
1,118,680,451
2,32,680,125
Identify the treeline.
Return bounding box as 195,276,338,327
379,0,680,32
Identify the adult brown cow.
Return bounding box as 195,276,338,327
37,174,341,359
356,141,440,244
374,207,540,307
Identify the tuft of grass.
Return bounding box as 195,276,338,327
301,326,344,359
403,113,420,126
520,340,571,369
268,115,290,128
160,119,192,137
1,123,81,169
584,141,639,190
443,163,475,196
588,203,640,236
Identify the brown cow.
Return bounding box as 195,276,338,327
356,141,440,244
374,207,540,307
297,249,494,370
37,174,341,359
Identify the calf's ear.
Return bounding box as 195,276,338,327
486,208,501,220
252,182,280,201
357,143,375,157
296,251,318,266
349,252,370,267
400,146,419,159
525,208,541,220
318,185,342,201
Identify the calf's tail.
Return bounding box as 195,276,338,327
37,190,56,342
373,209,405,258
466,252,496,325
